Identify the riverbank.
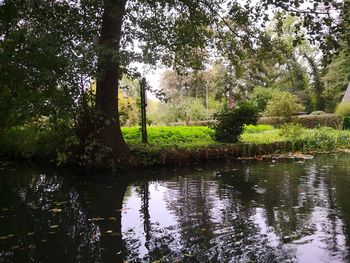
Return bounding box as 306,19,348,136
130,141,315,166
1,125,350,169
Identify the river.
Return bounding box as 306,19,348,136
1,154,350,262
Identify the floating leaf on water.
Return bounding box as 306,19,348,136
109,217,117,221
11,245,20,250
27,232,35,236
116,208,131,212
49,225,59,229
111,232,120,237
1,208,8,212
28,244,36,249
7,234,14,238
49,208,62,213
116,251,122,255
106,230,113,234
0,236,9,240
41,239,48,242
91,217,104,221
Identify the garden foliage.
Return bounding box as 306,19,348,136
265,92,304,121
258,114,342,129
211,103,259,143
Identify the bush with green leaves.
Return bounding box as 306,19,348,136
265,91,304,121
279,123,304,141
335,103,350,119
211,102,259,143
248,86,277,112
335,103,350,129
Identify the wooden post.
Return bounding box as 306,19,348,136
140,77,148,144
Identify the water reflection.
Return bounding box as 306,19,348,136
1,154,350,262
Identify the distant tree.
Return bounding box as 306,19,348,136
265,92,304,122
323,50,350,112
248,86,278,113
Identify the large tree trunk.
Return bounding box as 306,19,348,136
96,0,129,158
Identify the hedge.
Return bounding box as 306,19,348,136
258,114,342,129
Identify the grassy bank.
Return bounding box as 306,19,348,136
123,125,350,165
2,124,350,166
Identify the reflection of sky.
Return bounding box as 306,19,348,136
120,158,350,262
121,184,178,259
291,205,346,263
149,184,177,228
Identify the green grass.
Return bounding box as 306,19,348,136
122,125,284,147
243,124,274,133
122,126,217,147
123,125,350,152
240,129,284,144
3,124,350,163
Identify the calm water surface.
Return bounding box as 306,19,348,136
1,154,350,262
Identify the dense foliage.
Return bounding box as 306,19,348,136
212,103,259,143
265,92,304,121
0,0,348,167
258,114,342,129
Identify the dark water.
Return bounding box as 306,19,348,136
1,154,350,262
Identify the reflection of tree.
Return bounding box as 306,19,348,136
163,176,217,261
0,166,131,262
141,182,151,248
2,155,350,262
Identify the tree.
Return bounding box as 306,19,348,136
303,54,326,111
95,0,128,158
0,1,100,131
265,91,304,122
1,0,346,164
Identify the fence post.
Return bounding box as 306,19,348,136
140,77,148,144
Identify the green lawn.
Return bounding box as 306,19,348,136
240,129,284,144
122,125,350,152
122,126,217,147
121,125,286,148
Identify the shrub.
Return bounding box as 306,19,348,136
343,116,350,130
0,122,70,160
248,86,277,112
335,103,350,119
265,91,304,121
335,103,350,130
258,114,342,129
279,123,304,140
211,102,259,143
